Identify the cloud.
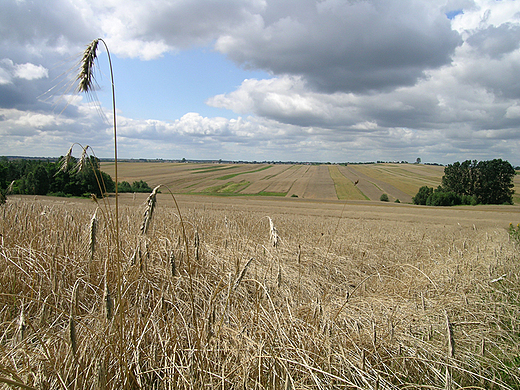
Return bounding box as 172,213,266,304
0,59,48,84
1,0,520,164
466,23,520,59
13,62,49,81
215,0,462,93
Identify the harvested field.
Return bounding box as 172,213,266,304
338,165,413,202
348,164,443,198
102,162,519,205
328,165,366,200
300,165,337,199
1,194,519,389
236,164,292,194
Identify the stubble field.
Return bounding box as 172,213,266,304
1,190,519,389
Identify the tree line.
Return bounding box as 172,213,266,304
0,157,151,201
413,159,516,206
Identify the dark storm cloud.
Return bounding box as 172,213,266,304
0,0,94,51
216,0,462,93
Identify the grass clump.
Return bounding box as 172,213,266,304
509,222,520,245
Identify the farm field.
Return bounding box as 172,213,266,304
1,193,519,389
101,162,451,202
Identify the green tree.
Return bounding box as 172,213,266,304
413,186,433,205
473,159,515,204
442,160,477,196
440,159,515,205
118,181,132,192
426,190,461,206
33,164,50,195
131,180,152,193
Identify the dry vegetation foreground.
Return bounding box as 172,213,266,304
1,194,520,389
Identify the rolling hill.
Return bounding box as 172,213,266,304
101,162,451,203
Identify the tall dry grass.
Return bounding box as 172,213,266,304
0,196,519,389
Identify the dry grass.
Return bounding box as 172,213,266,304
0,195,519,389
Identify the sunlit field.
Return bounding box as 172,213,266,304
1,193,519,389
101,162,448,203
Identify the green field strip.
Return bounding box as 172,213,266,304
259,165,297,181
328,166,368,200
368,181,383,192
190,165,243,174
257,191,287,197
196,181,251,195
220,181,251,193
216,165,273,180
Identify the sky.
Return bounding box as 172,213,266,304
1,0,520,165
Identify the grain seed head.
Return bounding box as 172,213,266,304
74,146,89,173
57,145,74,174
141,185,160,235
77,39,99,94
89,208,98,261
268,217,279,247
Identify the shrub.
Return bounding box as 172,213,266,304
426,191,461,206
118,181,132,192
413,186,433,205
380,193,389,202
509,223,520,245
461,194,478,205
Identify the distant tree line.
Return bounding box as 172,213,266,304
413,159,516,206
0,157,151,201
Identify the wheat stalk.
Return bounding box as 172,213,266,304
16,304,26,343
76,38,122,302
104,282,114,321
89,208,98,261
141,185,160,235
233,257,253,291
268,217,279,247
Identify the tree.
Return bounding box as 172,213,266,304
131,180,152,192
439,159,515,205
118,181,132,192
32,164,50,195
413,186,433,205
442,160,477,196
426,190,461,206
473,159,515,204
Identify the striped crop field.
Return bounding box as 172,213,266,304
328,165,367,200
102,162,514,203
